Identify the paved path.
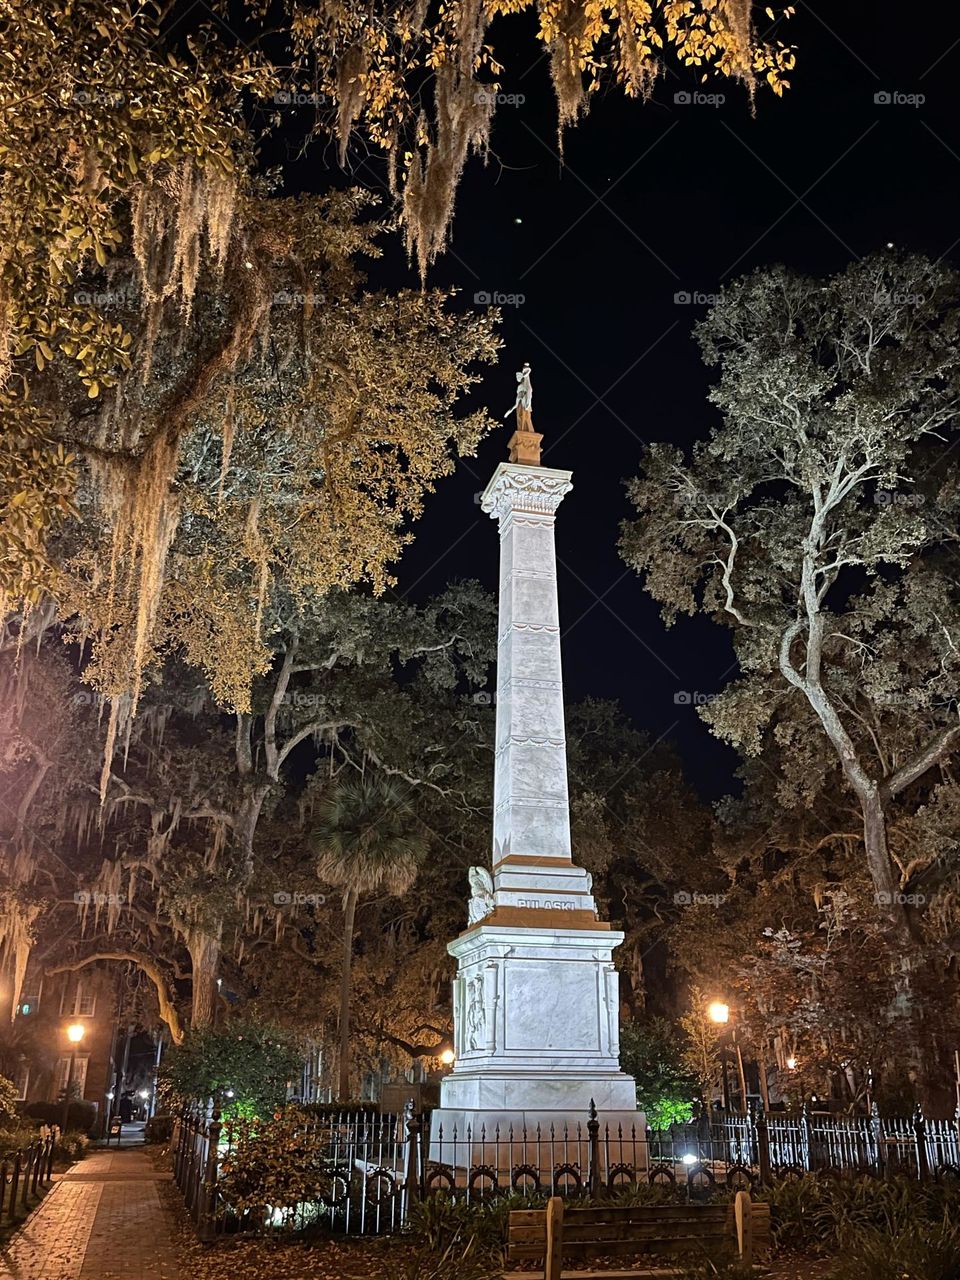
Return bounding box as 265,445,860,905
0,1145,179,1280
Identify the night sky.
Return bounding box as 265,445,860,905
294,5,960,798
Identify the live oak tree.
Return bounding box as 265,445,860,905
621,253,960,1095
0,581,496,1045
1,5,499,728
1,0,798,646
287,0,797,275
39,191,497,761
0,1,271,606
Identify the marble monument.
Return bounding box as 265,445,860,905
430,367,640,1147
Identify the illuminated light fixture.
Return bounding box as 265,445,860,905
439,1049,455,1066
786,1056,797,1070
66,1022,86,1044
707,1001,730,1025
681,1153,697,1165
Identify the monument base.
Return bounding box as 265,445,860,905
433,917,642,1170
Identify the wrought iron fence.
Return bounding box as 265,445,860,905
170,1100,960,1241
0,1134,56,1224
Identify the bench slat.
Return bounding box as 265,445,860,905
563,1205,728,1224
509,1209,547,1225
509,1224,549,1244
562,1236,733,1258
561,1222,730,1243
508,1237,734,1263
509,1243,555,1260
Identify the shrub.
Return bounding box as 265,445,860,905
158,1020,300,1118
619,1018,699,1129
25,1099,97,1133
759,1174,960,1256
144,1113,174,1143
218,1107,334,1221
828,1221,960,1280
406,1194,513,1257
0,1074,19,1123
56,1131,89,1161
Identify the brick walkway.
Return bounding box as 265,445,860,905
0,1146,179,1280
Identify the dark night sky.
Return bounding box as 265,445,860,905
291,5,960,798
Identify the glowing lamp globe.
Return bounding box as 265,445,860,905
66,1022,86,1044
439,1049,455,1067
707,1001,730,1025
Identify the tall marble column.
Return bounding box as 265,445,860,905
482,464,596,916
431,371,639,1139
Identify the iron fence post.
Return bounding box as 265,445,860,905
801,1102,814,1172
587,1100,600,1197
913,1104,930,1181
751,1101,771,1186
199,1108,221,1242
870,1102,886,1179
10,1149,21,1219
404,1099,422,1210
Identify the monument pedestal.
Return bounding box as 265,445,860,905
431,914,642,1163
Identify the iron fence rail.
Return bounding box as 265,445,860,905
170,1101,960,1241
0,1135,56,1225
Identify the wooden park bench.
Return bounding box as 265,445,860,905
505,1191,771,1279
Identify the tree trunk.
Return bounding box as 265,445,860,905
338,889,358,1103
859,783,912,946
188,930,221,1030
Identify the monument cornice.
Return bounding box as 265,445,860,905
481,462,573,520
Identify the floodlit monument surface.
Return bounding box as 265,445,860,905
430,367,640,1151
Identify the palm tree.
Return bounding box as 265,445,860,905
311,774,427,1102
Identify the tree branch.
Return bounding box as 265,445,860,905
46,951,184,1044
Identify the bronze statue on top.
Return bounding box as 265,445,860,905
503,362,542,465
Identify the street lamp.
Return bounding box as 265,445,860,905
707,1000,747,1114
61,1022,86,1132
439,1049,455,1067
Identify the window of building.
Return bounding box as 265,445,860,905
13,1065,29,1101
55,1055,89,1098
59,978,96,1019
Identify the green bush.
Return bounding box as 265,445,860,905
759,1174,960,1256
828,1221,960,1280
0,1074,19,1123
158,1020,301,1118
144,1113,174,1143
56,1131,89,1161
406,1195,513,1257
25,1099,97,1133
218,1107,334,1221
619,1017,699,1129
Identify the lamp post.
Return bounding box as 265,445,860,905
708,1000,748,1114
61,1022,86,1133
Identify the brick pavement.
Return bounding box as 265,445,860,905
0,1146,179,1280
